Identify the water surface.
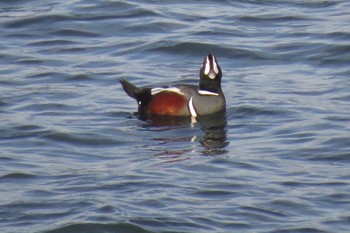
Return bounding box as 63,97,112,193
1,0,350,232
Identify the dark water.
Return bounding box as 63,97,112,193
1,0,350,232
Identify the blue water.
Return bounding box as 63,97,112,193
1,0,350,232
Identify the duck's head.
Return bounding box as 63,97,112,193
199,54,222,93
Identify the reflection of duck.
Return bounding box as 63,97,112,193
196,110,228,154
137,110,228,156
119,54,225,117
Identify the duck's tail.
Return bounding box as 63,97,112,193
118,78,142,100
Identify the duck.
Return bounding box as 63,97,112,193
119,54,225,117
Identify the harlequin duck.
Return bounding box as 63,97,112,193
119,54,225,117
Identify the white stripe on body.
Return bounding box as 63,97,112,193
188,97,197,117
151,87,184,96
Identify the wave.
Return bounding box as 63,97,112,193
44,222,153,233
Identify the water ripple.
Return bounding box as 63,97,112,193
0,172,37,180
1,0,350,233
44,223,153,233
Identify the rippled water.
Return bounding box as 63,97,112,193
1,0,350,232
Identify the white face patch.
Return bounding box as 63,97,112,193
151,87,184,96
213,58,219,74
208,72,216,79
204,57,210,75
203,55,219,79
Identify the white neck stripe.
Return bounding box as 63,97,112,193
198,90,219,96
